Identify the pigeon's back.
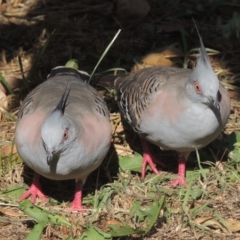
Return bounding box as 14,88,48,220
19,68,109,125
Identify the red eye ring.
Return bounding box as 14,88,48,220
63,129,68,141
194,82,202,94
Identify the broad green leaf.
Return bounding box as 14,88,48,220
118,152,142,172
129,196,165,233
25,222,45,240
20,200,70,226
130,200,141,218
144,196,165,234
80,226,112,240
107,224,144,237
20,201,50,224
130,200,147,223
2,185,26,199
191,187,203,200
65,59,78,70
225,131,240,148
234,142,240,147
224,131,240,162
48,212,71,226
94,188,115,213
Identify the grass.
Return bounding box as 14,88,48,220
1,0,240,239
1,136,240,239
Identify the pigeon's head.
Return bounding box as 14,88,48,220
41,84,76,165
188,24,220,110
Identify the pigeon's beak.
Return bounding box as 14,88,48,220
213,99,220,111
208,95,220,111
47,152,53,165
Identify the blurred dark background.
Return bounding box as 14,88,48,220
1,0,240,96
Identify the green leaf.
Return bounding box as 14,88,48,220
80,226,112,240
191,187,203,200
65,59,78,70
130,196,165,234
144,196,165,234
195,148,206,180
129,200,141,218
214,211,230,233
89,29,121,83
0,73,14,94
182,180,192,210
221,12,240,39
234,142,240,147
2,185,26,199
47,212,71,226
190,201,211,218
130,200,147,223
95,188,115,209
27,31,53,83
20,200,70,226
224,131,240,162
25,222,45,240
0,107,17,122
107,224,144,237
118,152,142,172
20,201,49,224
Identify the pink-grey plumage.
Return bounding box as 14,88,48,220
15,67,112,212
115,28,231,186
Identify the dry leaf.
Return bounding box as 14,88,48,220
115,0,150,20
0,90,6,100
225,219,240,232
102,219,123,232
0,208,23,217
0,144,17,158
0,221,10,227
131,43,183,72
194,217,229,233
194,217,240,233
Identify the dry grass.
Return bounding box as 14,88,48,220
1,0,240,239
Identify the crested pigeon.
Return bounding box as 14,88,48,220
15,67,112,212
115,28,231,186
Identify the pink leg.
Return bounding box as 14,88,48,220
19,173,48,203
141,138,166,179
66,180,86,213
170,153,189,187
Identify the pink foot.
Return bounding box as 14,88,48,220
141,138,166,179
19,173,48,203
66,180,86,213
170,177,187,187
170,153,188,187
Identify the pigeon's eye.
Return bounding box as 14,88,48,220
194,82,202,94
63,129,68,141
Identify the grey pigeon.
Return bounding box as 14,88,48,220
115,28,231,186
15,67,112,212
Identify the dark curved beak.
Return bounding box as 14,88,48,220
47,152,53,165
208,96,220,111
